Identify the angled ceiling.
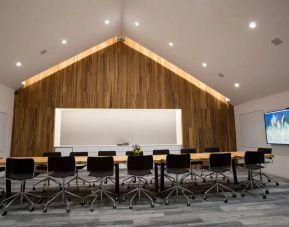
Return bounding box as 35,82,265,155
0,0,289,105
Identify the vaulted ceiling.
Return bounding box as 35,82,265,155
1,0,289,105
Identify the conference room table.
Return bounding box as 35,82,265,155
0,151,273,197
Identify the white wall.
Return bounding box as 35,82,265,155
0,83,14,158
234,89,289,179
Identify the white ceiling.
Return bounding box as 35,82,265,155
0,0,289,105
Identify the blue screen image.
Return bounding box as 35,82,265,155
264,109,289,144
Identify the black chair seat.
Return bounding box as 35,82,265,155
49,171,75,178
128,169,151,176
89,170,114,178
167,168,189,175
8,173,34,181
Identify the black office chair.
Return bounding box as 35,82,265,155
33,152,62,192
180,148,205,184
43,156,83,213
203,153,237,203
0,158,42,216
121,151,147,188
256,148,279,186
162,154,195,206
0,165,5,195
66,152,91,188
240,151,269,199
83,157,117,211
122,155,156,208
97,151,116,185
150,149,175,184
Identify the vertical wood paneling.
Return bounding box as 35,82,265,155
11,41,236,157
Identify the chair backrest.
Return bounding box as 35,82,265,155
257,147,272,154
209,153,231,168
204,147,220,153
87,156,114,172
43,152,61,157
126,151,144,156
166,154,190,169
180,148,197,154
70,152,88,157
127,155,153,171
153,149,170,155
6,158,34,177
98,151,116,156
244,151,264,165
48,156,75,172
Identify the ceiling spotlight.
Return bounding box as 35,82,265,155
21,81,26,86
202,62,207,68
16,62,22,67
169,42,174,47
104,20,110,25
234,83,240,88
249,21,257,29
134,21,140,27
61,39,67,45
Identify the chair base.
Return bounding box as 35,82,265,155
180,171,205,184
43,179,82,213
33,176,61,192
150,174,175,185
122,177,156,209
0,181,41,216
203,173,237,203
121,176,148,189
252,170,279,186
66,173,91,188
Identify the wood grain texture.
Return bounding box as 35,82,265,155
11,41,236,157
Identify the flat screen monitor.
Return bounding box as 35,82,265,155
264,108,289,144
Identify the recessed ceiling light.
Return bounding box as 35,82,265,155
249,21,257,29
104,20,110,25
169,42,174,47
202,62,207,68
234,83,240,88
61,39,67,45
16,62,22,67
134,21,140,27
21,81,26,86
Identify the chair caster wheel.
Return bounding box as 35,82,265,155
263,195,267,199
90,206,94,212
187,201,190,206
191,195,195,199
39,199,42,204
241,193,245,197
210,176,213,179
121,182,124,186
224,199,228,203
2,210,7,216
80,200,85,205
145,181,148,185
113,203,116,209
265,190,269,194
66,207,70,213
43,207,47,213
202,179,206,183
142,185,146,189
82,182,85,185
29,206,34,212
276,182,279,186
203,195,207,200
226,180,230,183
32,186,36,191
151,202,154,208
129,204,133,209
180,181,183,185
268,179,271,182
232,194,237,198
165,200,169,205
88,184,91,188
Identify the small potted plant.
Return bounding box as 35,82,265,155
132,144,142,156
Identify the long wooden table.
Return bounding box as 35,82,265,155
0,151,273,197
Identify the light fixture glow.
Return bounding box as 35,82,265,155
169,42,174,47
202,62,207,68
16,62,22,67
249,21,257,29
234,83,240,88
61,39,67,44
134,21,140,27
104,20,110,25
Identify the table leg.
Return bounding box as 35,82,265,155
154,163,159,191
160,162,165,192
232,159,238,184
114,163,119,196
6,178,11,197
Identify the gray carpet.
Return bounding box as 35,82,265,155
0,168,289,227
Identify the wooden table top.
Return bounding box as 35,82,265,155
0,151,273,166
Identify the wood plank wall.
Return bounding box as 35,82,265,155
11,41,236,157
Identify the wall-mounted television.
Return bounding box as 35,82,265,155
264,108,289,144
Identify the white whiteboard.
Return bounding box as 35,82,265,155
55,109,182,146
239,110,267,148
0,112,7,153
